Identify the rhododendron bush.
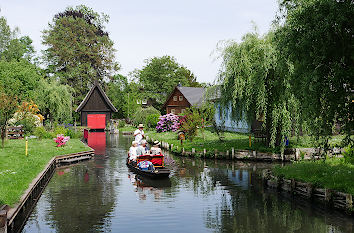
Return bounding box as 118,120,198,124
156,113,180,132
54,134,70,147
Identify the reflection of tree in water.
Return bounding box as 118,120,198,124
203,167,352,233
43,160,119,232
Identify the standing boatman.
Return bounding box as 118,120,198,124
134,124,145,144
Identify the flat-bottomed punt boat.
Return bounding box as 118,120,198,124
126,155,170,179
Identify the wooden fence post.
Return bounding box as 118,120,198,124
0,209,7,233
226,150,230,159
231,147,235,160
203,148,206,158
214,149,217,159
192,148,195,154
325,189,332,202
346,194,353,210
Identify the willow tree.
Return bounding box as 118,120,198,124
276,0,354,147
42,5,119,105
218,32,299,149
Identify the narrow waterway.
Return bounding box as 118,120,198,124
22,132,353,233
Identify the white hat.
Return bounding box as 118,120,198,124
132,141,138,145
138,124,144,128
153,140,160,146
141,140,147,145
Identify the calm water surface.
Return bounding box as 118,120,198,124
22,132,354,233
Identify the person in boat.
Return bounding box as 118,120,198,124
129,141,139,162
136,139,149,156
134,124,145,144
150,140,162,155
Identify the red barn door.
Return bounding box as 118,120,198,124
87,114,106,129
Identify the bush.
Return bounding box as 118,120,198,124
145,114,160,129
118,120,125,128
34,127,47,140
132,107,160,126
343,146,354,164
54,126,68,136
16,117,37,134
66,128,82,139
156,113,180,132
179,110,202,142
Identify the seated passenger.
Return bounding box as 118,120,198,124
150,140,162,155
136,140,149,156
129,141,138,161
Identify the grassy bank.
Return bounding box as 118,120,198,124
0,138,89,206
120,126,344,154
273,159,354,196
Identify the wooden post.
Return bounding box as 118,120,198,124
346,194,353,210
249,135,252,147
324,189,331,202
192,148,195,154
0,209,7,233
226,150,230,159
232,147,235,160
306,183,313,198
214,149,217,159
203,148,206,158
170,144,173,150
182,148,185,155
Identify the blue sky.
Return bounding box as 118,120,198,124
0,0,278,83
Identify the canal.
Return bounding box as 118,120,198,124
22,132,353,233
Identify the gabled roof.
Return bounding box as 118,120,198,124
163,86,205,108
75,83,117,112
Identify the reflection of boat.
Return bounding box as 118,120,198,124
126,155,170,179
135,174,171,188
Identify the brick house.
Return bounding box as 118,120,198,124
163,86,205,114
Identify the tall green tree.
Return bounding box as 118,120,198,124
0,15,41,147
134,55,200,109
0,16,15,54
106,74,129,119
0,16,34,62
0,59,41,100
218,32,299,148
276,0,354,147
42,5,119,105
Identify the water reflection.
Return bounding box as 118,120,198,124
22,133,354,233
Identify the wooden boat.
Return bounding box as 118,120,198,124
126,154,170,179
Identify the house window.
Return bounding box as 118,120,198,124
179,96,183,101
171,109,176,114
173,96,177,101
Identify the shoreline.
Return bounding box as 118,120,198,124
0,140,94,233
260,169,353,215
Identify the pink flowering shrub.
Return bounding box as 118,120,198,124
156,113,180,132
54,134,70,147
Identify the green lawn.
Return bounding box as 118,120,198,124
0,138,89,206
117,125,345,154
273,159,354,196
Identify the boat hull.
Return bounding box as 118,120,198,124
126,160,170,179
